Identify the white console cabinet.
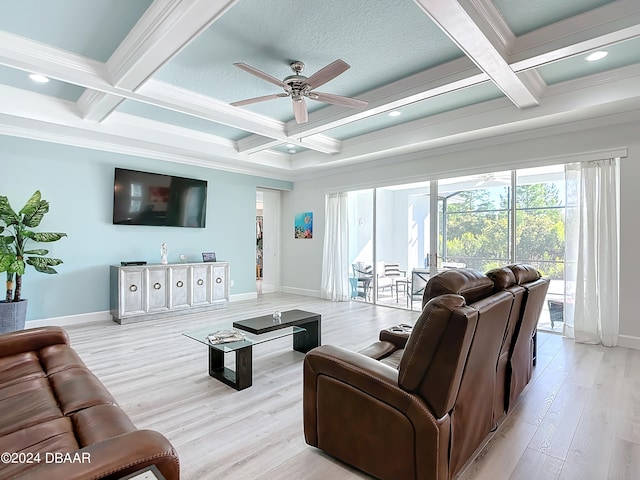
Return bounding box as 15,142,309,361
110,262,229,324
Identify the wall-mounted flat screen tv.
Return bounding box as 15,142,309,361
113,168,207,227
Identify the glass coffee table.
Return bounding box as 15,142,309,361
183,309,321,390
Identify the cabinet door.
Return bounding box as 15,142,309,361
121,269,145,316
192,264,211,306
147,268,169,313
170,266,190,309
212,263,228,302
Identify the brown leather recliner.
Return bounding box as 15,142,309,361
304,268,517,480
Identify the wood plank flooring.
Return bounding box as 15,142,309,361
62,293,640,480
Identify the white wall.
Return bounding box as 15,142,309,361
281,119,640,348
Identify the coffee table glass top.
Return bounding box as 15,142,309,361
182,326,306,353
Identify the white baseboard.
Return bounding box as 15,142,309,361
281,286,321,298
617,334,640,350
230,292,258,302
25,294,258,328
26,310,112,328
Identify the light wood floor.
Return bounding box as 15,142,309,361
62,293,640,480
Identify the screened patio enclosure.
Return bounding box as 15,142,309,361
347,165,566,332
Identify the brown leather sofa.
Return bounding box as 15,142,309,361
0,326,180,480
303,265,549,480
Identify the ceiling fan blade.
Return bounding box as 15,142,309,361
304,59,350,90
230,93,288,107
292,98,308,124
310,91,368,109
233,63,284,87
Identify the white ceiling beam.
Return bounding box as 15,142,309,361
239,0,640,152
79,0,240,121
0,84,294,176
0,32,339,154
240,57,489,153
511,0,640,65
291,63,640,171
138,80,341,154
413,0,539,108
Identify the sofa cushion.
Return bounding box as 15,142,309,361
72,404,137,447
0,417,79,479
49,368,117,415
0,383,63,436
39,344,88,375
0,352,45,388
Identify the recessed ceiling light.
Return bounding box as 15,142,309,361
288,149,296,154
388,111,401,117
285,143,295,148
29,73,50,83
586,51,608,62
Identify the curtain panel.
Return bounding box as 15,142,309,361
321,193,350,301
564,159,619,346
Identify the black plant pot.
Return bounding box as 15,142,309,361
0,299,28,333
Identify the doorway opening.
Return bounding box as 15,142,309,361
256,188,281,296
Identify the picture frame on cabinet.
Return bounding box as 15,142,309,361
202,252,217,262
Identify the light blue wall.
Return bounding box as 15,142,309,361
0,135,292,322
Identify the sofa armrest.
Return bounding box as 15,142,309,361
379,323,412,348
304,345,437,443
303,345,448,480
0,326,69,358
15,430,179,480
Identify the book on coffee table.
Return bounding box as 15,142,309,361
207,330,246,344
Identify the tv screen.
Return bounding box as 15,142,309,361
113,168,207,227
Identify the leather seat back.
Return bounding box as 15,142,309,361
398,294,478,419
507,264,550,405
422,268,495,309
420,268,515,477
486,266,526,419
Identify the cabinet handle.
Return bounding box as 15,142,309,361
129,285,138,292
176,280,184,288
216,277,222,284
197,279,204,286
154,283,162,290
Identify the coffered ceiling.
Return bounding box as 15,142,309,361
1,0,639,180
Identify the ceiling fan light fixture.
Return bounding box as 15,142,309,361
586,51,608,62
231,59,368,124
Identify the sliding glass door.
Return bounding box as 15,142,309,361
374,182,436,309
345,164,567,331
515,165,566,330
348,189,374,302
437,171,512,271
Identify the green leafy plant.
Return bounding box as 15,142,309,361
0,191,67,302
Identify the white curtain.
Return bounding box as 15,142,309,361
321,193,350,301
564,159,619,346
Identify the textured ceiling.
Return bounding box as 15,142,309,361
0,0,639,179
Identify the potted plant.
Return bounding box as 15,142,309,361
0,191,66,333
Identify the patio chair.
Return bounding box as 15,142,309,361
408,268,430,310
351,263,373,300
376,262,407,297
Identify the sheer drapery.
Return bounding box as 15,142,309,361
321,193,350,301
564,159,619,346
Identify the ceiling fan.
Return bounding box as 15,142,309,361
230,59,368,124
